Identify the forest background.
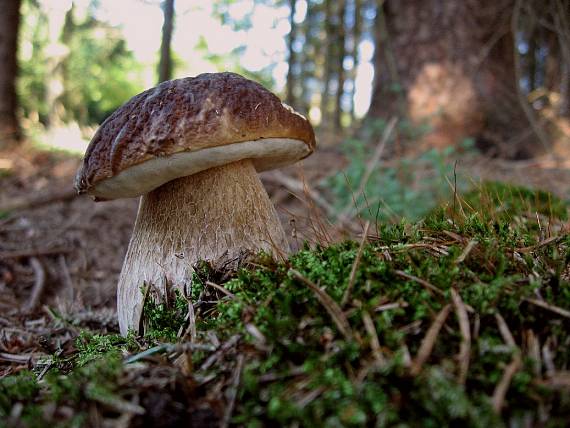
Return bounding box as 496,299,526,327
2,0,570,162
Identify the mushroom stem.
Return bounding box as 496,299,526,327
117,159,289,335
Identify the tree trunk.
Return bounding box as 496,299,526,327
552,0,570,117
286,0,298,108
300,0,319,115
158,0,175,83
0,0,21,147
367,0,543,158
321,0,334,127
334,0,347,131
348,0,362,122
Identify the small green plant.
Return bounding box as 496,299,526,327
326,119,472,222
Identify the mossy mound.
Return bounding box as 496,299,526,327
1,183,569,427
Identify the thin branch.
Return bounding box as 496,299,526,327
290,269,353,341
205,281,237,299
491,312,521,412
0,187,78,213
342,221,370,306
492,354,522,413
495,313,516,347
24,257,46,312
394,270,444,296
455,240,478,264
410,304,452,376
524,298,570,319
0,246,71,260
451,289,471,385
362,310,386,366
221,354,245,428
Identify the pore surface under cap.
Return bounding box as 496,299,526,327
89,137,309,200
75,72,315,198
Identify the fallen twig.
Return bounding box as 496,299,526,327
495,313,516,347
342,221,370,306
0,187,78,213
451,289,471,384
524,298,570,319
199,334,241,371
0,246,71,260
492,313,521,413
492,355,522,413
0,352,37,364
24,257,46,312
290,269,353,341
516,236,562,253
124,342,216,365
205,281,236,299
455,240,478,264
362,310,386,366
410,304,452,376
221,354,245,428
394,270,444,296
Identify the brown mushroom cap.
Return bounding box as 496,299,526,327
75,72,316,200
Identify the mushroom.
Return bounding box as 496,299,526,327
75,72,316,335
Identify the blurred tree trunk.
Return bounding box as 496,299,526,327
0,0,21,147
286,0,298,108
44,1,70,128
321,0,334,127
348,0,362,122
301,0,319,115
367,0,544,158
527,28,538,92
334,0,347,130
158,0,175,83
552,0,570,117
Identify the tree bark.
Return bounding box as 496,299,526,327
334,0,347,130
367,0,543,158
348,0,362,122
286,0,298,108
321,0,334,127
158,0,175,83
0,0,21,147
301,0,319,115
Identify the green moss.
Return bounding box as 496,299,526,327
72,330,137,367
1,182,569,426
142,288,188,342
0,371,40,417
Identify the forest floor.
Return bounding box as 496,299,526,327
0,143,569,426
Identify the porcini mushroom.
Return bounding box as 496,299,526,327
75,72,315,335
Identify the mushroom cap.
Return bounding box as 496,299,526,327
75,72,316,200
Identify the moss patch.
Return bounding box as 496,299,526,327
1,183,569,427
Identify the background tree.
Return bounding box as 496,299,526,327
0,0,22,147
285,0,298,108
158,0,175,83
365,0,552,158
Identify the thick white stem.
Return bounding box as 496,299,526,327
117,159,289,335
